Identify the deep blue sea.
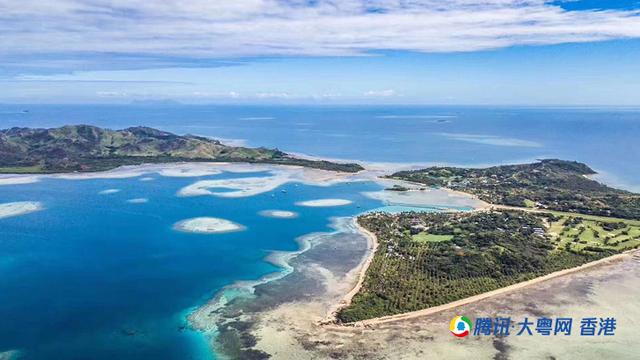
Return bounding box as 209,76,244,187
1,105,639,189
0,105,639,359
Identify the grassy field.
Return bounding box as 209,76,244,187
543,209,640,225
549,214,640,253
411,232,454,243
495,205,640,226
0,165,45,174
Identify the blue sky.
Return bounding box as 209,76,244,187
1,0,640,105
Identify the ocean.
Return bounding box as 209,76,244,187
0,105,639,359
1,104,639,189
0,171,384,359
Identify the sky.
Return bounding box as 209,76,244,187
1,0,640,105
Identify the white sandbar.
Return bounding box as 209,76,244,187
295,199,352,207
174,217,245,234
126,198,148,204
157,167,222,177
259,210,299,219
178,176,290,198
0,201,44,219
99,189,120,195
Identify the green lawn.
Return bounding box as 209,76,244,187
543,209,640,226
412,232,454,243
550,214,640,253
0,165,45,173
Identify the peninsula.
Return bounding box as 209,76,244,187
0,125,364,174
336,160,640,323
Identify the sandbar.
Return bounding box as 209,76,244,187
178,176,289,198
126,198,148,204
98,189,120,195
157,167,222,177
259,210,299,219
296,199,352,207
0,201,43,219
173,217,245,234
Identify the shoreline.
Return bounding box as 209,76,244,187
320,218,379,324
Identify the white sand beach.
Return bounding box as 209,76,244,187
0,201,43,219
296,199,353,207
173,217,245,234
322,218,378,324
259,210,299,218
0,175,40,186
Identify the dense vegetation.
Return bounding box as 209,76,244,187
337,210,640,323
388,159,640,220
0,125,364,173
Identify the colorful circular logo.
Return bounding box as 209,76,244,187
450,316,472,337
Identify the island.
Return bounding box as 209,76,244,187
387,159,640,219
336,160,640,323
0,125,364,174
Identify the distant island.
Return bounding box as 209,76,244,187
0,125,364,174
335,160,640,323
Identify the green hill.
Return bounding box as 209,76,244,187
0,125,363,173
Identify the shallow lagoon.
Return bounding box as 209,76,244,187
0,170,387,359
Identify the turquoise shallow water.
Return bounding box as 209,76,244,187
0,171,384,359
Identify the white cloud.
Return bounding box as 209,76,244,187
364,89,397,97
96,91,127,97
255,92,291,99
0,0,639,63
